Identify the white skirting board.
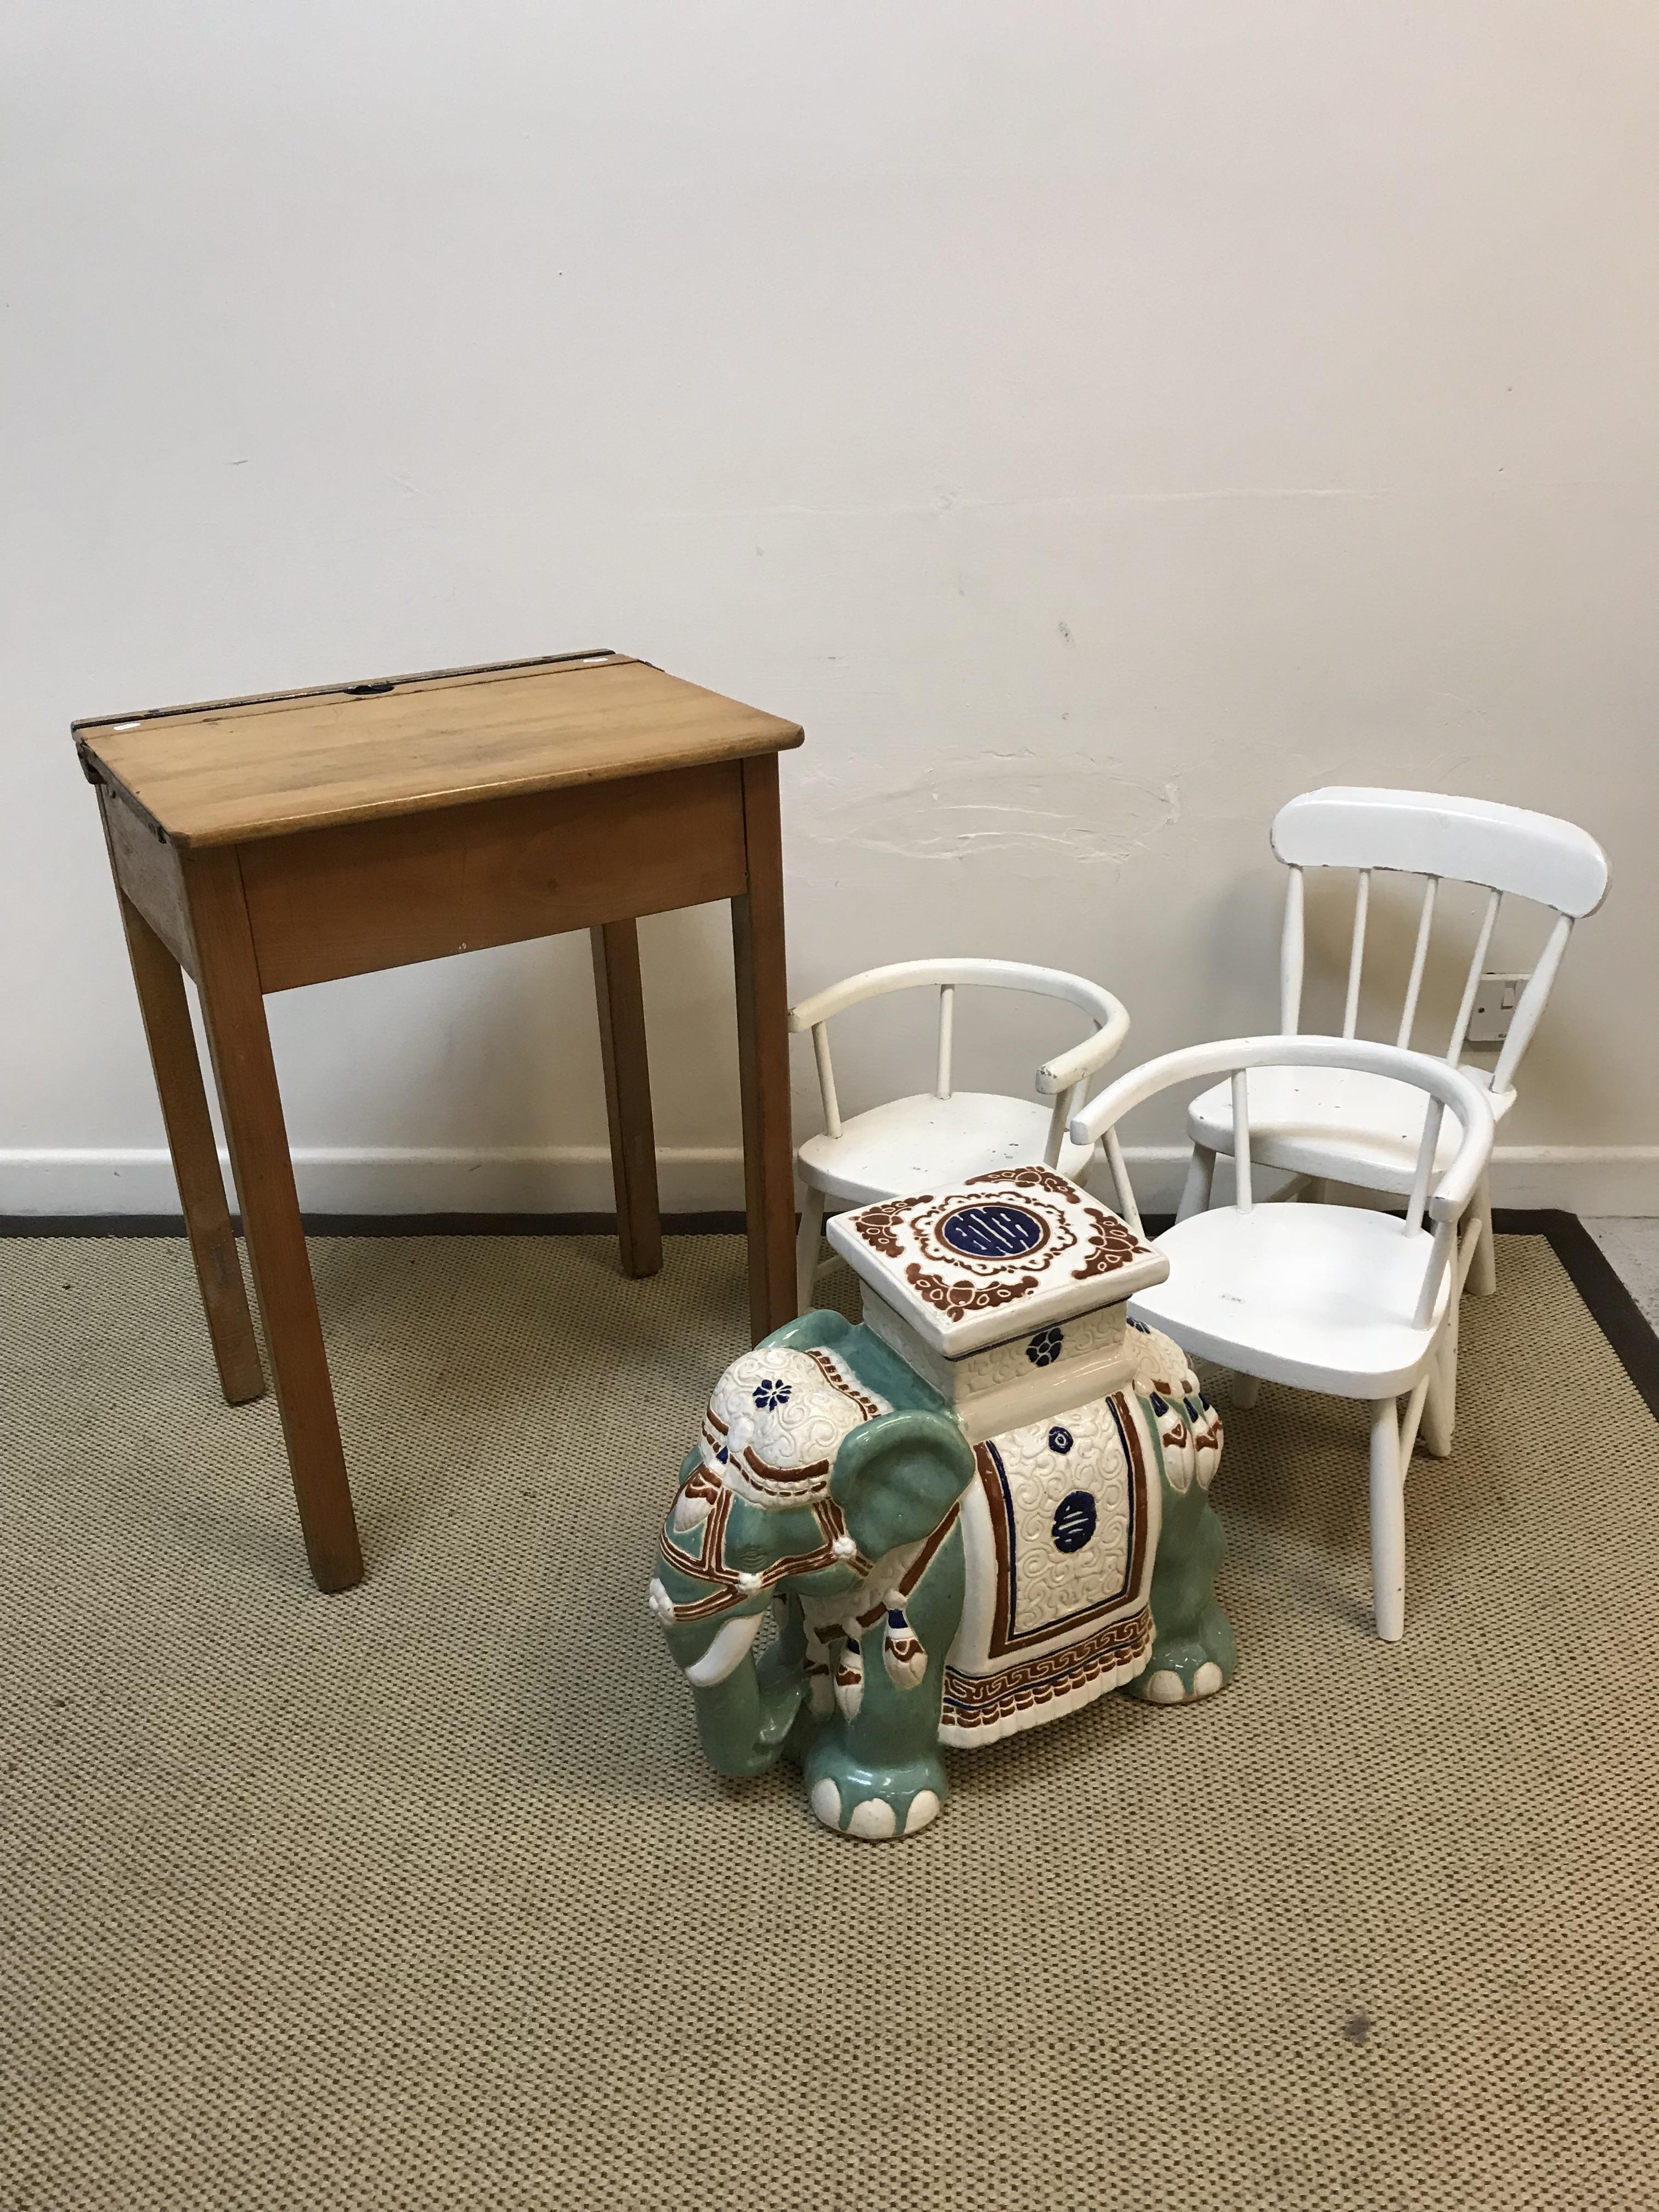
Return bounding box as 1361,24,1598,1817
3,1144,1658,1218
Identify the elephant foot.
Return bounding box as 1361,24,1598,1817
804,1741,946,1841
1125,1609,1237,1707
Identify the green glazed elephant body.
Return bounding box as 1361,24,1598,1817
651,1306,1235,1839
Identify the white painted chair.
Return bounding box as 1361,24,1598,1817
789,959,1131,1315
1182,789,1609,1295
1073,1036,1495,1641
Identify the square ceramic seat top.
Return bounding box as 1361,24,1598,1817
826,1165,1169,1360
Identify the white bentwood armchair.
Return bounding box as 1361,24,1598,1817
1073,1036,1495,1642
1182,789,1609,1295
790,959,1131,1315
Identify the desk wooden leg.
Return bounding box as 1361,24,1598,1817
183,848,364,1594
732,754,797,1341
114,893,267,1407
590,919,662,1279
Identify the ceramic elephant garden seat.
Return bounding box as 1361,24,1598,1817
650,1167,1237,1839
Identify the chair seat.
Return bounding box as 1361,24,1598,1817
1130,1203,1451,1397
1186,1061,1508,1197
798,1092,1091,1205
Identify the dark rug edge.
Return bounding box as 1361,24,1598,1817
4,1205,1655,1420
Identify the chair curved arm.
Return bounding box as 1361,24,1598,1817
1071,1036,1495,1220
789,958,1120,1032
1034,992,1131,1096
789,958,1129,1098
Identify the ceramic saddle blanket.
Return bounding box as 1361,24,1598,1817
941,1389,1160,1748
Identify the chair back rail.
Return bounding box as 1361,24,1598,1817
789,960,1132,1161
1269,787,1607,1104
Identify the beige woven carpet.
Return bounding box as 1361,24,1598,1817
3,1233,1656,2211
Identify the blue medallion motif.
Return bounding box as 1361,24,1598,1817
936,1202,1048,1260
752,1378,792,1412
1026,1325,1064,1368
1051,1489,1097,1553
1047,1425,1074,1455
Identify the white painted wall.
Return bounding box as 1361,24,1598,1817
3,2,1656,1216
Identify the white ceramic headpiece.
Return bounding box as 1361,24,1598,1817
699,1345,890,1507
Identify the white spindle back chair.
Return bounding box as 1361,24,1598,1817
789,958,1131,1314
1074,1036,1496,1641
1183,789,1609,1296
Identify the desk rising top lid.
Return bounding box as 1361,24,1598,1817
74,650,804,847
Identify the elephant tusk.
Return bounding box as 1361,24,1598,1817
684,1609,765,1687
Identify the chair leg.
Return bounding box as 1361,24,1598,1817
795,1186,827,1317
1177,1145,1216,1223
1368,1398,1406,1641
1467,1172,1497,1297
1230,1372,1260,1408
1419,1351,1454,1459
1419,1306,1457,1459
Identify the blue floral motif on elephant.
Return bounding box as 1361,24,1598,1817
1047,1425,1074,1455
751,1378,792,1411
1026,1325,1064,1367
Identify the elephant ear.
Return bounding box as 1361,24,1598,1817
830,1409,975,1562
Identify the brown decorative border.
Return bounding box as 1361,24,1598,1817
966,1164,1081,1203
942,1607,1154,1728
800,1346,887,1423
851,1197,925,1258
904,1260,1041,1322
1073,1209,1149,1282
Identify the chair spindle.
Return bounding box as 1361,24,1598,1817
1405,1096,1444,1233
1492,912,1573,1096
1397,876,1439,1049
1231,1069,1254,1210
811,1022,843,1139
1103,1127,1143,1235
935,985,955,1101
1280,866,1305,1033
1447,889,1502,1064
1042,1080,1081,1170
1342,870,1371,1039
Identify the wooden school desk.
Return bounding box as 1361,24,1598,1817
75,650,803,1592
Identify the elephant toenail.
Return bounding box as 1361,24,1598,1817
904,1790,941,1836
846,1798,898,1839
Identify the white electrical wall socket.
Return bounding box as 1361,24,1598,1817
1466,972,1530,1046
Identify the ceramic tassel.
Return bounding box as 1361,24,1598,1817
833,1624,865,1719
881,1594,928,1689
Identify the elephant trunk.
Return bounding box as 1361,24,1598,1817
658,1595,805,1780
